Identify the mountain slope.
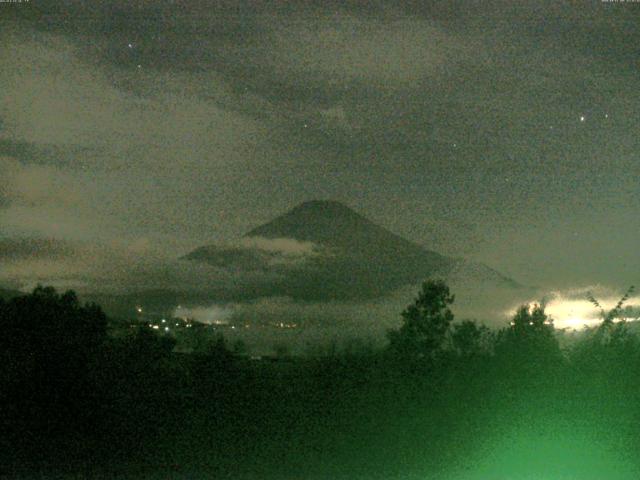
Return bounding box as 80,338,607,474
246,199,449,270
247,200,435,253
184,200,519,300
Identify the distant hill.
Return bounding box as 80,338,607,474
183,200,520,300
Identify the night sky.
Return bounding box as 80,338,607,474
1,1,639,310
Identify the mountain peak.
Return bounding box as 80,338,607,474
245,200,380,246
289,200,359,216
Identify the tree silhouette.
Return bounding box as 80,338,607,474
192,333,237,400
0,285,108,449
495,304,562,374
573,286,639,378
451,320,493,358
387,279,454,362
0,286,107,389
586,285,635,344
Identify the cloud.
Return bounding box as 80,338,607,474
0,28,261,165
239,236,319,257
161,280,539,355
184,236,322,273
0,156,80,208
1,1,639,299
173,304,234,325
504,285,640,330
263,16,475,87
0,155,105,240
0,237,74,261
0,24,280,245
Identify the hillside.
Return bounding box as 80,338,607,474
184,200,519,300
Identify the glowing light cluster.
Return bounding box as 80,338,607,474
506,289,639,330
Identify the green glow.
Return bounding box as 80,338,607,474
447,423,638,480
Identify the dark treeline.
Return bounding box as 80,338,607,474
1,282,640,479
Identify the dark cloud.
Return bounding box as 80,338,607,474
0,237,74,261
0,0,639,314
